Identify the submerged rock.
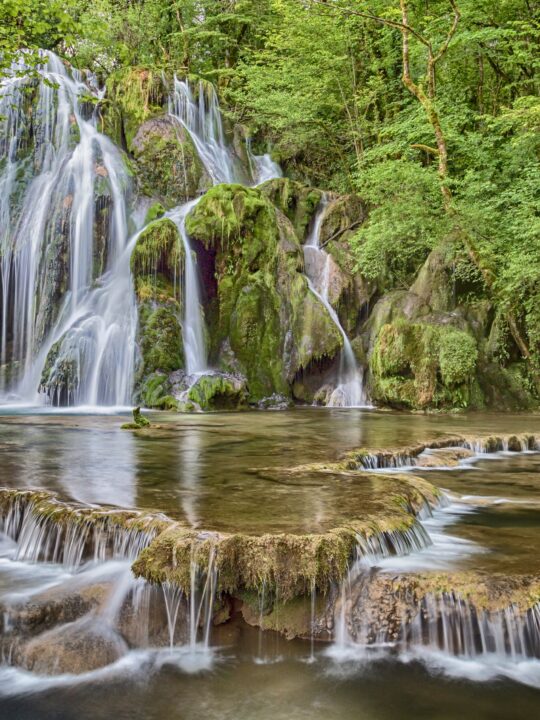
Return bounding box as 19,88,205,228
22,617,128,675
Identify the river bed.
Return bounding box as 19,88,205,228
0,408,539,718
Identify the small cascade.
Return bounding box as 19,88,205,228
168,201,208,375
353,433,540,471
162,581,185,649
356,520,432,563
0,51,137,407
329,574,540,670
309,578,317,662
246,139,282,185
168,78,241,185
402,595,540,660
188,546,218,650
0,492,156,569
303,198,368,407
159,546,218,671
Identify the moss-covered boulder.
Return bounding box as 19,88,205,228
131,219,185,406
360,241,538,411
185,184,342,401
131,115,210,207
100,67,167,149
370,320,479,409
259,177,322,241
184,373,249,411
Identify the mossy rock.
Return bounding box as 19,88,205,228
138,305,183,377
100,67,167,149
131,217,183,300
185,184,343,401
144,202,166,225
121,407,151,430
258,178,322,241
370,320,479,410
131,217,185,405
186,373,249,411
131,115,210,207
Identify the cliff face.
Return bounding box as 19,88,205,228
1,58,535,411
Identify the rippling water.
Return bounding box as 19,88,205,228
1,408,540,717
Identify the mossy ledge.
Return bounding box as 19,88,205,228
0,489,170,563
131,469,440,600
344,432,540,470
0,469,440,601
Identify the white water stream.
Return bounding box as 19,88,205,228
303,198,369,407
0,52,137,407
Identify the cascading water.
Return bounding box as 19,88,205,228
167,78,281,378
168,201,208,375
246,138,283,185
303,198,369,407
0,52,137,407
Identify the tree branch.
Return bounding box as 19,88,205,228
306,0,432,50
432,1,461,65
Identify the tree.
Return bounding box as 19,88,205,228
0,0,79,77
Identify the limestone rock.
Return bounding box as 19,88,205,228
131,115,210,207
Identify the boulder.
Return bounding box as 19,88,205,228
185,184,342,402
22,617,128,675
131,115,210,207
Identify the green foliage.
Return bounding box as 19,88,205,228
439,330,478,386
371,320,479,410
0,0,79,77
351,160,447,290
5,0,539,397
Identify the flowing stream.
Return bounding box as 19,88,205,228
0,410,540,716
303,198,369,407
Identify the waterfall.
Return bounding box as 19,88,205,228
246,138,283,185
167,78,281,378
168,201,208,375
0,52,137,407
303,198,369,407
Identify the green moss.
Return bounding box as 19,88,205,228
186,374,248,411
140,305,183,374
144,202,166,225
131,218,183,297
131,116,208,207
131,218,185,406
185,184,343,401
370,320,480,410
101,67,167,149
154,394,179,410
121,407,151,429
